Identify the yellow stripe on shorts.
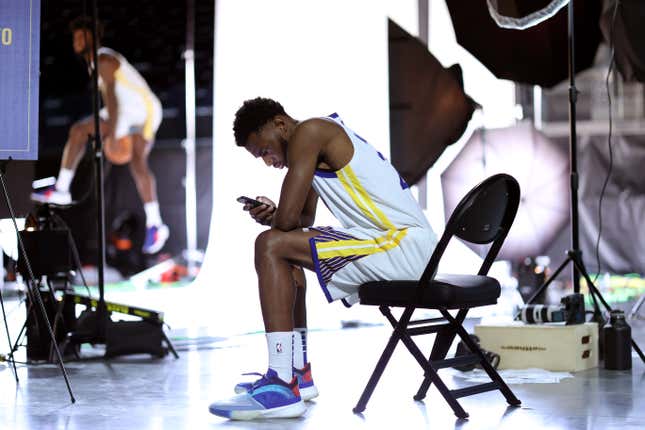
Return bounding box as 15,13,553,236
114,69,155,140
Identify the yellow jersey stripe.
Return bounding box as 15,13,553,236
341,165,396,230
337,167,383,228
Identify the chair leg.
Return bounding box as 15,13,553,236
353,329,401,413
449,314,521,406
413,328,456,401
354,307,416,414
397,328,469,419
414,309,467,401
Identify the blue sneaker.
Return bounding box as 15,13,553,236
143,224,169,254
209,369,306,420
235,363,319,401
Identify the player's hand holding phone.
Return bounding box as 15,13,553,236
238,195,276,226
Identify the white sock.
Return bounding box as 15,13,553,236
293,328,308,369
144,201,163,227
266,331,293,382
55,168,75,193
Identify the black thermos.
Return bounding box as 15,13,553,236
603,310,632,370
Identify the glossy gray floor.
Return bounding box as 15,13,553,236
1,322,644,430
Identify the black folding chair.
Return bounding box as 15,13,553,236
353,173,521,419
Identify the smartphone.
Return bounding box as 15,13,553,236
237,196,265,209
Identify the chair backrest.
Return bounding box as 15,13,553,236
420,174,520,285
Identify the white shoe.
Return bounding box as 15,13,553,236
30,186,72,205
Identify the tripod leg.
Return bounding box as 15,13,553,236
0,284,18,383
516,255,572,320
0,170,76,403
11,303,31,355
630,294,645,320
46,279,67,363
25,280,77,401
571,256,645,363
161,330,179,359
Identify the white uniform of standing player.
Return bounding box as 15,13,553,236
97,47,162,141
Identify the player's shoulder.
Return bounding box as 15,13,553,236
293,117,340,138
284,119,327,159
97,55,120,79
98,48,121,65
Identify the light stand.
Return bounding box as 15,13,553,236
522,0,644,362
60,1,177,359
182,0,204,277
90,0,109,342
0,159,76,402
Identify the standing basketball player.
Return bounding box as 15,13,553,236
208,98,437,420
32,17,168,254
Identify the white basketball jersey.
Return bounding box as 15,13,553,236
312,113,431,232
308,113,437,306
97,47,162,140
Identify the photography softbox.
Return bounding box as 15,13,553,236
388,19,477,186
441,122,569,261
445,0,602,88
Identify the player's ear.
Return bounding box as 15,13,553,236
273,116,286,132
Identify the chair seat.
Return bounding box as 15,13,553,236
358,274,501,309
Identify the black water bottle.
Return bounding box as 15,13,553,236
603,310,632,370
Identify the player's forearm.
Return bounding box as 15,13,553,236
271,211,300,232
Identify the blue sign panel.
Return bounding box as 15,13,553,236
0,0,40,160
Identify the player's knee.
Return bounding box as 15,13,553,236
255,229,284,262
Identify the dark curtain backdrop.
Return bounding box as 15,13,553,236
579,134,645,274
0,0,216,266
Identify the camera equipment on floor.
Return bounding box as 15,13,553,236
516,293,585,325
452,334,500,371
24,289,76,361
63,293,174,359
15,204,178,360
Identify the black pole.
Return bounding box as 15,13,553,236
567,0,581,294
518,0,644,363
90,0,107,339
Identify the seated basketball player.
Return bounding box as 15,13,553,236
31,17,168,254
208,98,437,420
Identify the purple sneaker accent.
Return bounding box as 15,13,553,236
143,224,169,254
235,364,319,401
210,369,305,420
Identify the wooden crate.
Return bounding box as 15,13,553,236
474,322,598,372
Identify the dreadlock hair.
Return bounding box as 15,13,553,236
69,16,105,41
233,97,287,147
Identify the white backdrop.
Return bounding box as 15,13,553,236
194,0,402,335
190,0,517,336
